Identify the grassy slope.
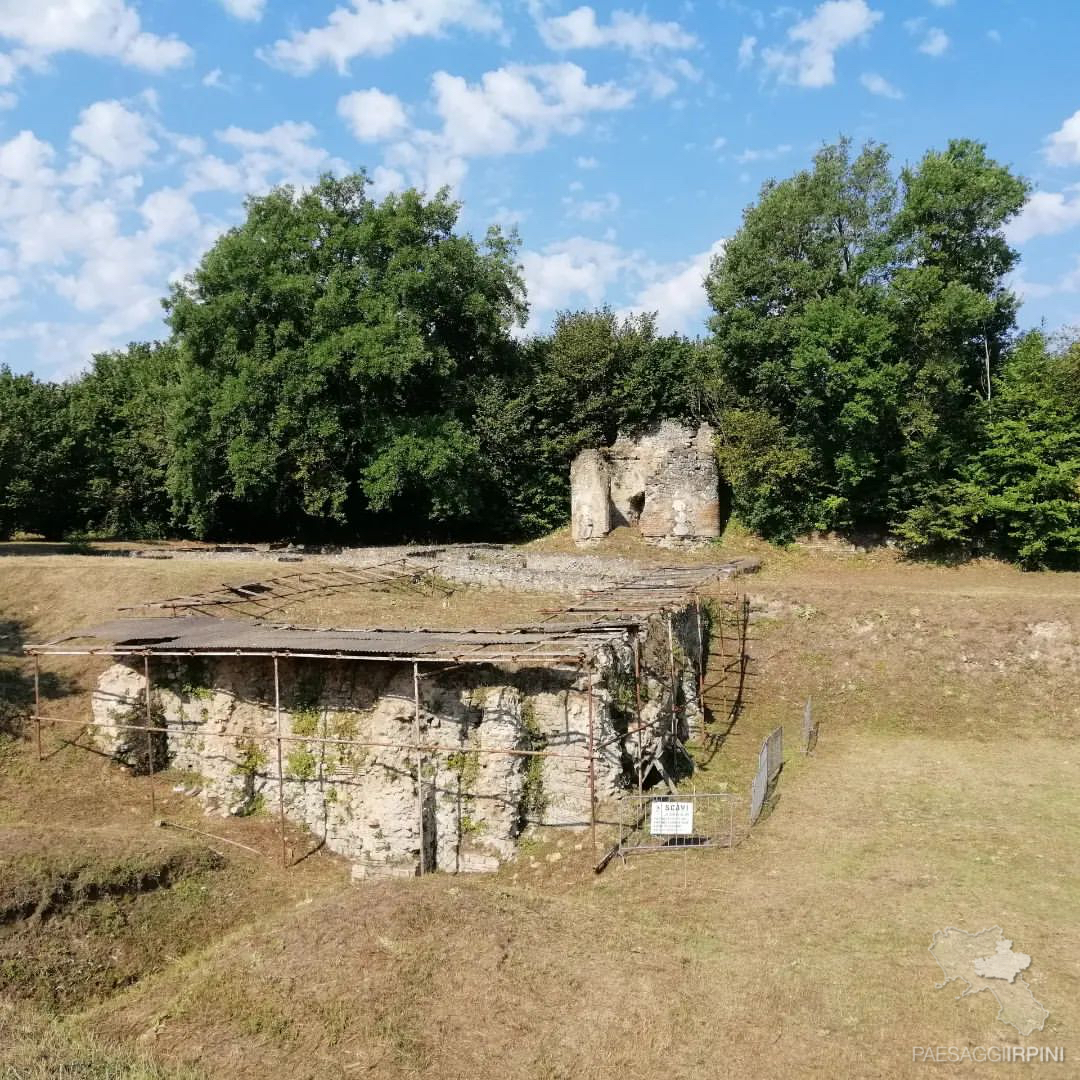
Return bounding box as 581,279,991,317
1,538,1078,1078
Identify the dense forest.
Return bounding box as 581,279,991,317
1,138,1078,568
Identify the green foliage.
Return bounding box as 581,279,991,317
0,150,1069,569
232,738,267,777
287,747,318,781
67,342,180,539
704,137,1029,541
896,332,1080,568
164,175,526,539
0,367,81,539
490,308,707,536
519,700,548,819
290,707,320,738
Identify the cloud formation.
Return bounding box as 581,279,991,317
859,71,902,99
762,0,883,89
371,62,634,193
262,0,502,74
1006,189,1080,244
0,0,191,72
1045,108,1080,166
536,6,697,55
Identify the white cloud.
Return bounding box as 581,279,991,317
381,62,632,193
644,69,677,99
218,0,265,19
1045,108,1080,166
918,26,949,56
262,0,502,74
0,89,15,109
622,239,725,334
537,6,697,55
202,68,226,89
337,88,408,142
521,235,632,320
520,234,726,335
859,71,902,99
735,143,792,164
928,0,954,6
0,0,191,72
904,18,949,56
192,121,351,194
1005,189,1080,244
0,110,356,377
762,0,883,88
0,274,18,303
1013,259,1080,302
737,34,757,69
71,99,157,171
575,155,598,168
563,191,619,220
0,129,55,184
139,188,200,245
712,136,727,151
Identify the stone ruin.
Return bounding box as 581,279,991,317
90,605,706,879
570,421,722,546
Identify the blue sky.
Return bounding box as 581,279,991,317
1,0,1078,379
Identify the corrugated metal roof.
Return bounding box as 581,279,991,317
29,562,747,663
30,615,616,662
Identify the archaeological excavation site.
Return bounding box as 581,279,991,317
27,547,755,878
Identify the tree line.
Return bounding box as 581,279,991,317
1,139,1077,568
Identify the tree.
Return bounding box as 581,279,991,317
897,332,1080,568
68,342,180,538
704,137,1029,542
887,139,1030,523
0,367,79,540
164,174,526,539
704,139,903,538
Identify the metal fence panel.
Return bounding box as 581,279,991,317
616,792,740,857
750,725,783,825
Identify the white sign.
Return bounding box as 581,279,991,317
649,800,694,836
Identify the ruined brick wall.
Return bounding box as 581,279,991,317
89,608,705,878
571,421,721,546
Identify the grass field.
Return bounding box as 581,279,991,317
1,537,1077,1078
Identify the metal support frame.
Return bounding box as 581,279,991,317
694,595,706,709
274,656,287,867
666,613,678,740
33,654,41,762
143,654,155,817
586,665,596,852
633,633,643,801
413,661,425,876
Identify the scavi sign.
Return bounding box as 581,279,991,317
649,800,694,836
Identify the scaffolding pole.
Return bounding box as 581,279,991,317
143,654,155,818
587,666,596,851
667,614,678,740
633,633,643,801
694,595,706,709
413,661,425,876
274,655,287,867
33,653,41,761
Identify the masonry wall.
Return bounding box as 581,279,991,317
570,421,722,546
90,607,707,878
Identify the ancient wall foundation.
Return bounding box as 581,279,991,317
89,607,707,878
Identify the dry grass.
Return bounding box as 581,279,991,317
2,538,1079,1078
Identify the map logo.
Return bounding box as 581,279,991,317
929,926,1049,1036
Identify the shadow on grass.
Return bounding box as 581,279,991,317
0,618,74,739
